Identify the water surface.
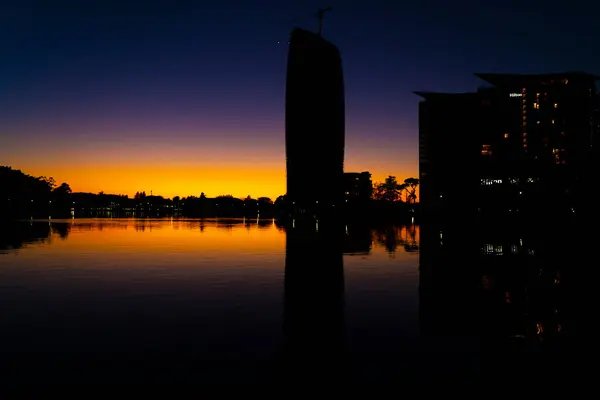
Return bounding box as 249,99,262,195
1,218,424,384
0,218,575,384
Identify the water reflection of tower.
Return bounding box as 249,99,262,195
280,219,346,382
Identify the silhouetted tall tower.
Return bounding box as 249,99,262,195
285,27,345,212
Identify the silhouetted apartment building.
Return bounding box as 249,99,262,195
417,72,599,221
343,172,372,204
285,28,345,212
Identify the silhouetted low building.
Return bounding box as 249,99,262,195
343,171,372,204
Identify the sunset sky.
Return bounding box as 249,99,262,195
2,0,599,199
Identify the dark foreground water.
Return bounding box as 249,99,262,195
0,218,576,385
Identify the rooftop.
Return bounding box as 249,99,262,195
475,72,600,87
413,91,478,100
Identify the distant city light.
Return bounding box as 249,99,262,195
509,93,522,97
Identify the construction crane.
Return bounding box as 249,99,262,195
316,7,332,36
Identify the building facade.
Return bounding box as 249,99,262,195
417,72,599,221
285,28,345,213
343,171,372,204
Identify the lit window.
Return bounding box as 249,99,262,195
563,79,568,84
504,133,509,139
533,103,539,109
554,103,558,108
551,119,555,124
481,144,492,156
537,121,540,124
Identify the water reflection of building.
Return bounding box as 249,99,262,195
285,28,345,212
342,222,373,255
418,223,479,349
280,219,346,383
418,72,599,221
419,222,575,382
479,227,571,346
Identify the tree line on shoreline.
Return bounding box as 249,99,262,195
1,166,419,220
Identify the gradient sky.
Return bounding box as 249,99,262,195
2,0,599,199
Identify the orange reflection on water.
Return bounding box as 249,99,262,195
371,224,419,255
37,218,286,270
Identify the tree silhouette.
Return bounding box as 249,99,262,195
403,177,419,204
38,176,56,190
373,176,403,202
53,182,72,196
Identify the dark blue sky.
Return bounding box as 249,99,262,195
1,0,599,197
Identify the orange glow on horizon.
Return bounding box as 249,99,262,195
3,132,418,200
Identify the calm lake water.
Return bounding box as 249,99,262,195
0,218,574,384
